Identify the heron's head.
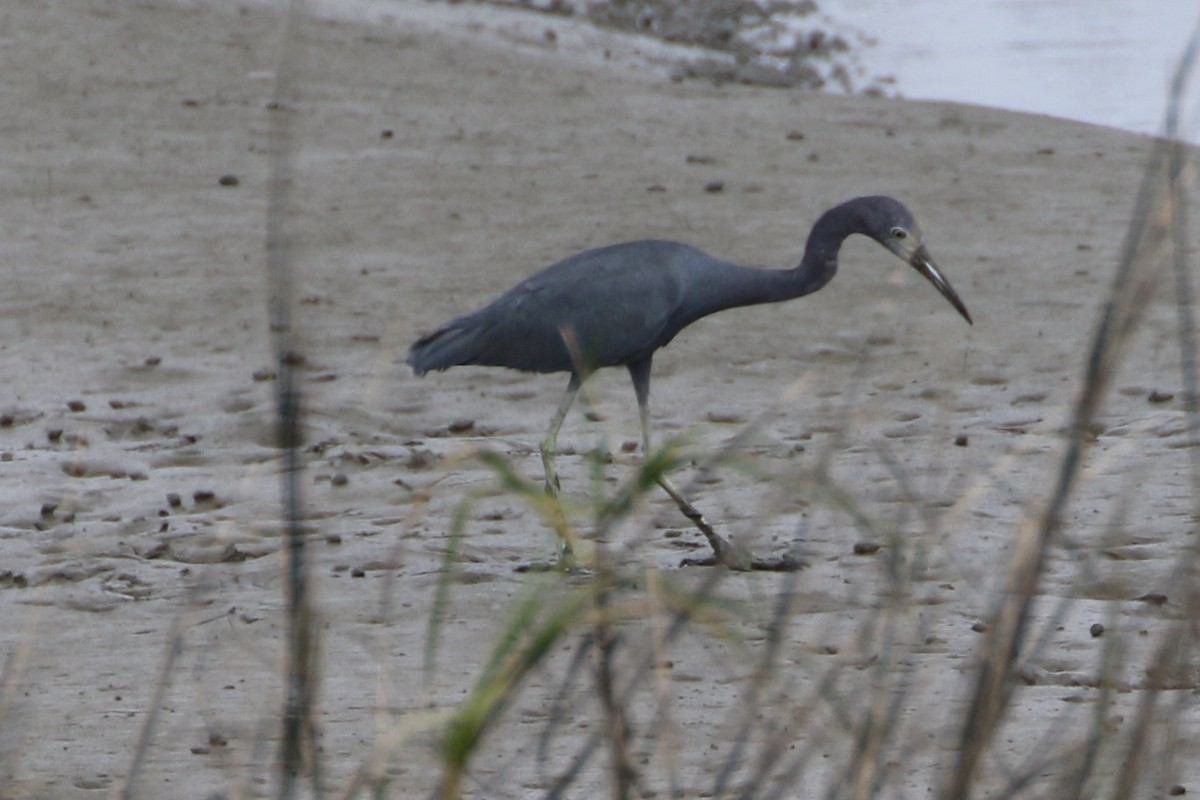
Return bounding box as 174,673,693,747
859,196,973,325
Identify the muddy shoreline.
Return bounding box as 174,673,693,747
1,1,1196,796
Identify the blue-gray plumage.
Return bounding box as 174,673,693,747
408,195,972,569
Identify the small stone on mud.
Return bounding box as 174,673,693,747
447,418,474,434
620,439,638,453
0,414,12,427
351,567,366,578
0,571,28,588
217,174,239,186
67,399,86,412
1136,592,1168,606
1168,785,1186,796
954,434,969,447
166,492,182,507
331,472,348,487
1089,623,1105,638
405,449,434,470
40,503,56,517
47,428,63,442
193,489,216,504
219,543,249,562
144,542,169,559
852,541,881,555
971,621,989,633
1148,390,1174,404
703,180,724,193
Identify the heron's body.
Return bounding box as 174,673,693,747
408,196,972,569
410,239,837,376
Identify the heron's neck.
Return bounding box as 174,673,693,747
791,201,866,295
678,202,866,321
727,203,861,306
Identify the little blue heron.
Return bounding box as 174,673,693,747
408,195,972,569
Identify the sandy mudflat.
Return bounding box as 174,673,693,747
2,0,1198,797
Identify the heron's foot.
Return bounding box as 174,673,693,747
514,538,596,573
680,549,807,572
678,532,755,570
516,557,570,573
712,534,754,572
515,557,598,575
515,551,580,573
749,553,808,571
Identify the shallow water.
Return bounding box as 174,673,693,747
823,0,1200,138
383,0,1200,138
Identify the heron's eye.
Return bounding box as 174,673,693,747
891,227,908,240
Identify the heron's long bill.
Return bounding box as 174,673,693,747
910,245,972,325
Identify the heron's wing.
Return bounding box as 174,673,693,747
502,240,693,369
409,240,704,374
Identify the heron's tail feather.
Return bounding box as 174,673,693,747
406,317,486,375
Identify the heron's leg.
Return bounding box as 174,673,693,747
541,373,581,496
531,374,583,567
627,360,750,570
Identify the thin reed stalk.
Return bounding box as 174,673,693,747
944,20,1200,797
267,1,321,796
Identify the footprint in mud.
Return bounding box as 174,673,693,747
61,457,150,480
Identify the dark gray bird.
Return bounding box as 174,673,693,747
408,195,972,567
